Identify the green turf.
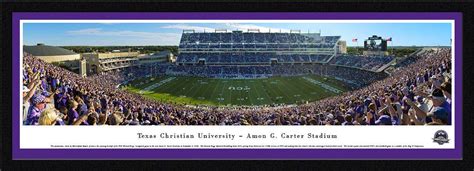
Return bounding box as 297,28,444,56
123,75,347,107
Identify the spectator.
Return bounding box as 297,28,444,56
427,107,448,125
26,94,47,125
67,100,80,125
440,81,452,105
39,109,65,125
342,114,353,125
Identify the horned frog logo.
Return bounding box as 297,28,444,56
433,130,449,145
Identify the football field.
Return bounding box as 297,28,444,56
124,75,347,106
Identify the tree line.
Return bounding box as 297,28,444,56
346,47,419,57
60,46,179,55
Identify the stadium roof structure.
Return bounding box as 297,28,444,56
23,44,77,56
140,50,172,59
182,29,323,34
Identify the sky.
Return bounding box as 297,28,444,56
23,22,452,46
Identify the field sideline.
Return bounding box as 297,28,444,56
123,75,347,107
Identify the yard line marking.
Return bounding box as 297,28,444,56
302,77,342,94
140,77,176,93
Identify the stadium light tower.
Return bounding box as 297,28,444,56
215,29,227,33
248,29,260,33
183,29,195,33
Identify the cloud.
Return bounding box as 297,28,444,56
224,23,291,33
161,24,215,31
67,28,103,34
63,23,293,46
99,23,119,25
66,28,181,45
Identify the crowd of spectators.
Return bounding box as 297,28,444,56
177,53,394,72
329,55,395,71
177,53,333,64
128,63,386,88
22,48,452,126
177,32,393,72
178,32,339,67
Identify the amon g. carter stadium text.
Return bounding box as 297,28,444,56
279,133,337,139
247,133,337,139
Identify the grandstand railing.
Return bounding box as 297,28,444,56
374,58,397,73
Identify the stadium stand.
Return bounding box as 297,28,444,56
175,31,394,72
329,55,395,72
22,48,452,126
177,31,340,65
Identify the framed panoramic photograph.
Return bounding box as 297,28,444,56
12,12,462,160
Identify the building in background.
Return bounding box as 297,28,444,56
79,59,87,77
23,43,82,73
82,51,140,75
138,50,174,64
337,40,347,54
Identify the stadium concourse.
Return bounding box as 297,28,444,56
22,47,452,126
